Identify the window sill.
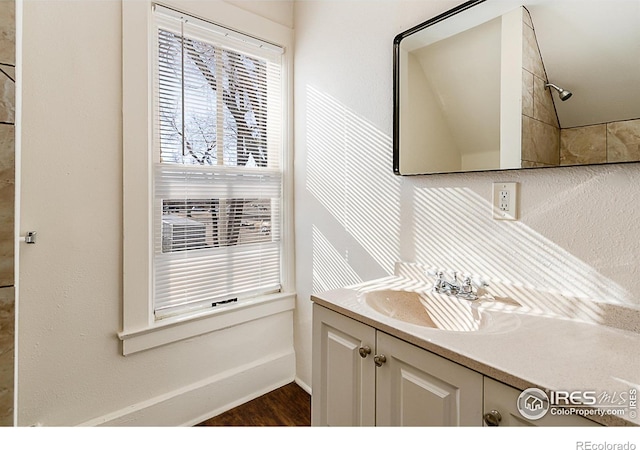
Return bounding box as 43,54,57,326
118,292,296,355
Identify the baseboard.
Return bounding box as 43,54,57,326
78,350,295,426
294,376,311,395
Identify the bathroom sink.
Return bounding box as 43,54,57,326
362,289,486,332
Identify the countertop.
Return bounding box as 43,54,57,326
311,273,640,427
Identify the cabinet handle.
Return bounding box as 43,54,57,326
358,345,372,358
483,410,502,426
374,354,387,367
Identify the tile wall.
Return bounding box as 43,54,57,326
520,7,560,168
520,7,640,168
0,0,14,427
561,119,640,165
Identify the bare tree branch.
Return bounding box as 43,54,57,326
161,31,271,247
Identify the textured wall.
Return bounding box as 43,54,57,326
0,0,14,428
293,0,640,389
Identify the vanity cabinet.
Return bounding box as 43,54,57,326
311,303,376,426
375,330,483,426
312,304,601,427
312,304,483,426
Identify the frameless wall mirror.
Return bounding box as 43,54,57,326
393,0,640,175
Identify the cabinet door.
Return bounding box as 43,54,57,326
483,377,600,426
375,332,483,426
312,304,376,426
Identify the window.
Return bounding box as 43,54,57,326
120,1,293,354
152,5,284,319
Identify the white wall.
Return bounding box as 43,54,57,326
17,0,295,426
412,16,501,172
401,52,461,174
500,6,524,169
293,0,640,390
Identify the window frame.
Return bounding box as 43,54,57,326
120,1,295,356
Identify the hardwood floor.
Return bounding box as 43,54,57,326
196,382,311,426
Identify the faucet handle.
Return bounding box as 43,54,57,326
432,271,445,292
461,276,473,293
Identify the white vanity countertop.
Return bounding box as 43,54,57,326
311,275,640,427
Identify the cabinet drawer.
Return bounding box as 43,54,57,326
484,377,600,427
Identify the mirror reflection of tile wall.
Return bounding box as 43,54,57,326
520,7,640,169
520,7,560,168
0,0,14,428
560,119,640,165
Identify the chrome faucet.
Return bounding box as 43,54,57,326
432,271,488,301
434,271,461,295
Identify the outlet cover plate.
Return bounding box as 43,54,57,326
492,182,518,220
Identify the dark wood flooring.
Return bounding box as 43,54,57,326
196,382,311,426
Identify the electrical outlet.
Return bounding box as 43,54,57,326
493,182,518,220
499,190,509,211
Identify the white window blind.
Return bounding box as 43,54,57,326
152,5,284,319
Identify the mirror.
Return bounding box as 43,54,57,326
393,0,640,175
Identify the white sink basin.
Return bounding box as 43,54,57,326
363,289,487,332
